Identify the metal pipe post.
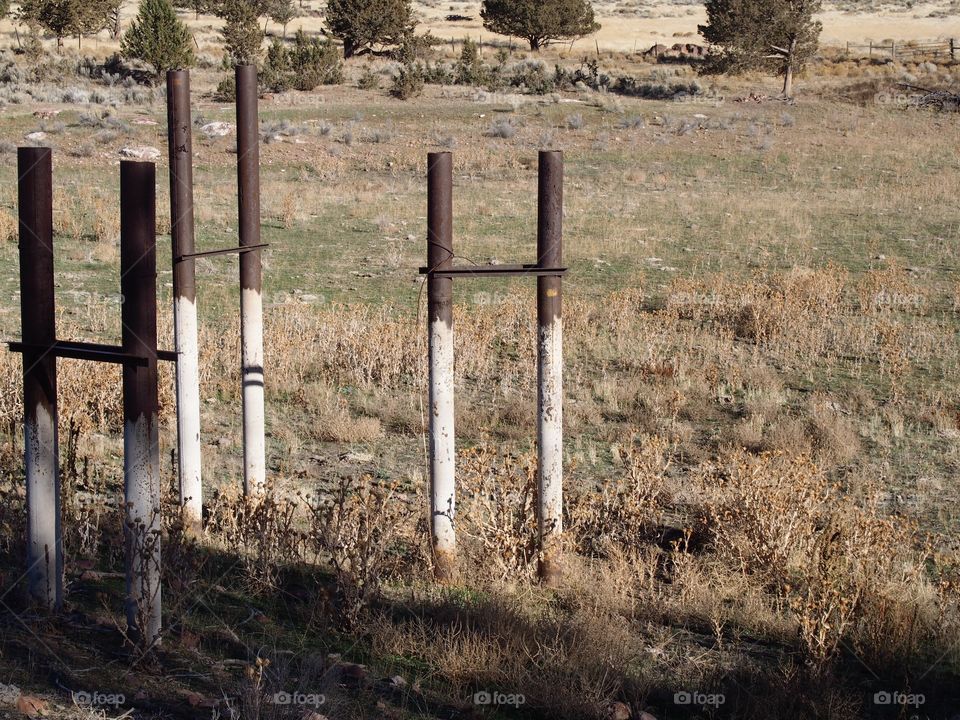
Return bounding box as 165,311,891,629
236,65,266,496
536,151,564,584
17,147,62,609
427,152,457,580
120,161,162,646
166,69,202,534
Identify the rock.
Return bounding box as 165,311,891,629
25,132,47,142
340,451,373,464
0,683,20,706
389,675,407,688
17,695,48,717
120,146,161,160
201,121,235,137
606,701,632,720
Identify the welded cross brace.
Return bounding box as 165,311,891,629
418,264,567,278
424,150,566,586
174,242,269,264
7,341,177,365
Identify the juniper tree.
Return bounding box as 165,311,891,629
325,0,414,58
480,0,600,52
19,0,113,51
698,0,822,98
121,0,194,76
218,0,264,64
268,0,296,38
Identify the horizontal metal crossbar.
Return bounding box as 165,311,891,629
7,341,177,365
176,243,269,263
418,264,568,278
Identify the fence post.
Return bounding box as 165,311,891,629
236,65,266,497
427,151,457,581
120,160,162,647
536,151,564,584
166,69,202,534
18,147,62,610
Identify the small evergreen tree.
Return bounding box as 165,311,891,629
0,0,10,20
325,0,414,58
454,38,489,86
19,0,113,51
268,0,296,38
698,0,822,98
481,0,599,51
219,0,263,65
121,0,194,76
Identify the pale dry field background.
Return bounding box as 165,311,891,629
0,2,959,719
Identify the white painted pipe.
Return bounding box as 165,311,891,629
25,400,61,608
429,315,456,577
174,296,202,528
124,413,162,645
241,287,266,495
537,318,563,580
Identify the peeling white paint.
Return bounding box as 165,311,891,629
124,414,162,644
25,402,61,608
538,319,563,561
174,296,202,531
429,317,456,567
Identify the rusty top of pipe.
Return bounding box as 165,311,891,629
167,68,196,303
236,65,262,294
426,152,453,324
537,151,563,324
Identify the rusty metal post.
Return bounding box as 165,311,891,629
427,152,457,580
18,147,62,609
167,70,202,534
536,151,564,584
120,161,162,646
236,64,266,496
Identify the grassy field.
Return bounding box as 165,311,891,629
0,9,960,720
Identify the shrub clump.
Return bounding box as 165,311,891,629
262,30,343,92
390,61,424,99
